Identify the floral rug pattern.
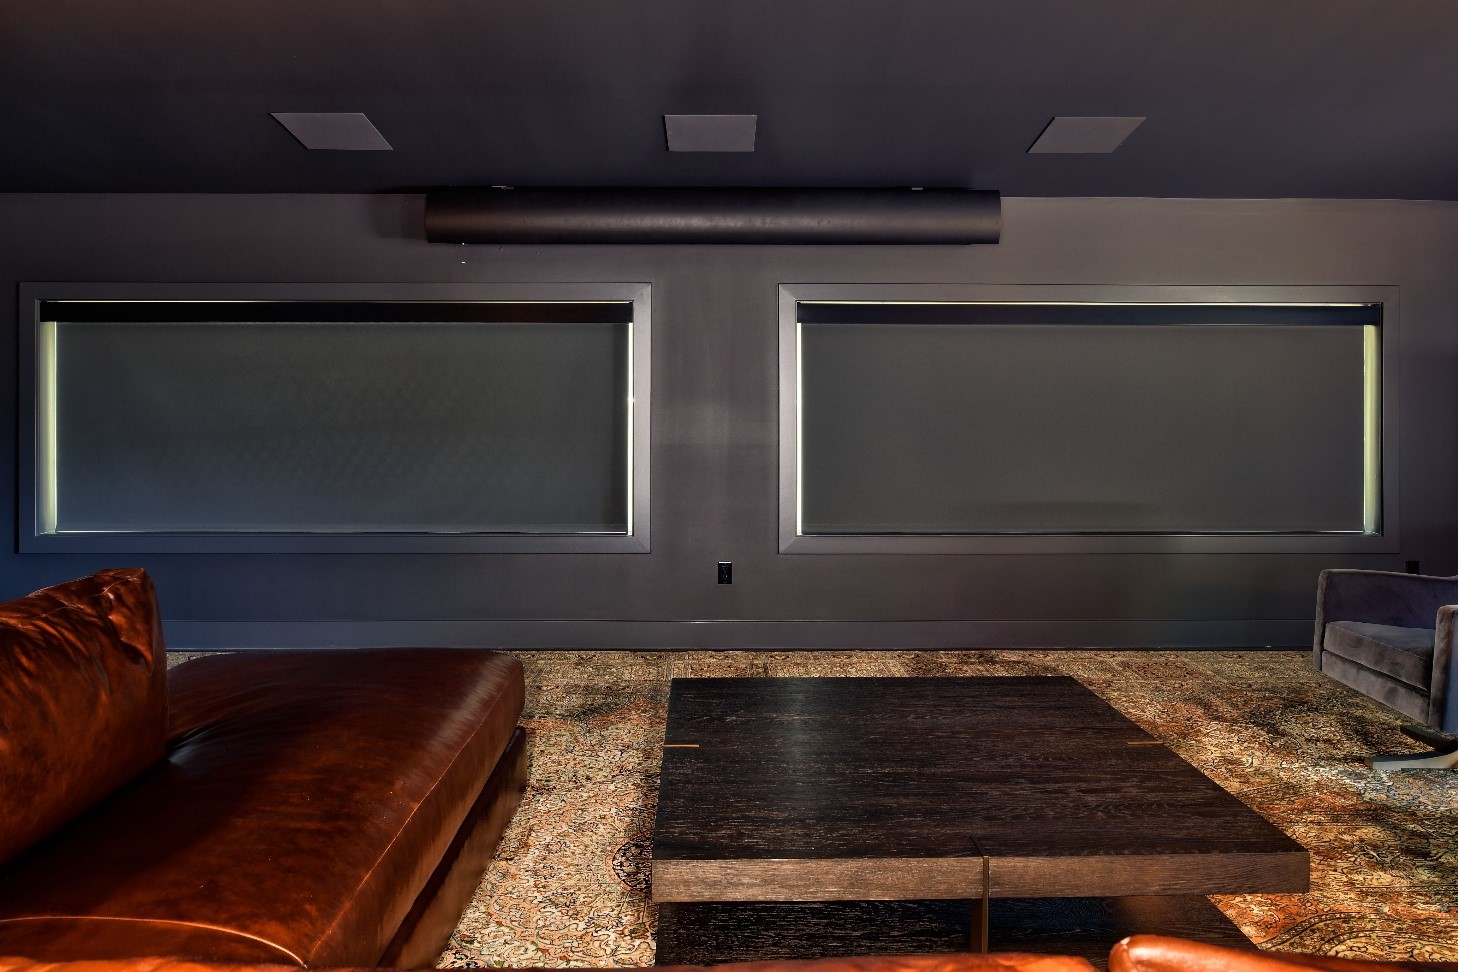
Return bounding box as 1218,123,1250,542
431,650,1458,967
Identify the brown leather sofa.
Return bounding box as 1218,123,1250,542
0,569,528,970
1,938,1455,972
0,953,1094,972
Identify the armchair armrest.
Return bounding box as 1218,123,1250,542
1433,604,1458,734
1313,569,1458,664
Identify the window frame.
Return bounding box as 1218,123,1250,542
778,283,1399,554
19,281,652,553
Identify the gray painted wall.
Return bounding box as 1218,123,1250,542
3,193,1457,649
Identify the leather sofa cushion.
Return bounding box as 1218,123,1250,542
0,953,1101,972
1322,621,1435,690
0,568,167,865
0,649,524,968
1110,934,1458,972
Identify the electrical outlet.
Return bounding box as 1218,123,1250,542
717,562,733,585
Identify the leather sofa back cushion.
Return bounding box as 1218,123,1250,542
0,568,167,864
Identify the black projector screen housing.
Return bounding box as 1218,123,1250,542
784,292,1385,553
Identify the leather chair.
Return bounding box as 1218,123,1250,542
1313,569,1458,769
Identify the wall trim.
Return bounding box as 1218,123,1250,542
163,619,1313,651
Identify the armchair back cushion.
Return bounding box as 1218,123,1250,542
0,569,168,865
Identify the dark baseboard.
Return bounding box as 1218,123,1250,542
162,618,1312,651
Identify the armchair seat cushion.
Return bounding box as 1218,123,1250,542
1323,621,1435,691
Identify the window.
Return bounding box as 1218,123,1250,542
779,285,1396,554
21,283,651,552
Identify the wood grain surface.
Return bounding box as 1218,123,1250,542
652,677,1308,902
653,857,986,902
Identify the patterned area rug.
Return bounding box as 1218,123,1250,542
435,650,1458,967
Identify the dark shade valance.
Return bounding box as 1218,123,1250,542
39,300,633,324
797,301,1382,327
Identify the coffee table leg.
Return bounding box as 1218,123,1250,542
970,853,990,952
969,898,988,953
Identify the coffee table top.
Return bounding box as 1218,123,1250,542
651,677,1307,903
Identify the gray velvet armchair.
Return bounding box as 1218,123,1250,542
1313,568,1458,769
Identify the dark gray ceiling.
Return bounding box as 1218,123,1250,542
5,1,1458,197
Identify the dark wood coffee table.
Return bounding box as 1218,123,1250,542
652,677,1307,966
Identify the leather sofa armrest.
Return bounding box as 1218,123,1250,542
0,568,168,865
1110,935,1458,972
